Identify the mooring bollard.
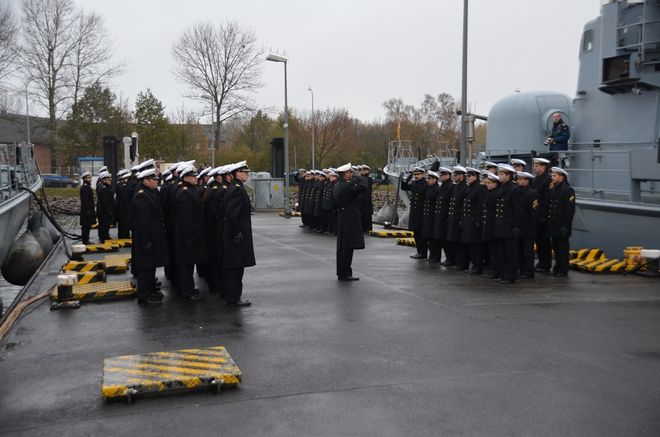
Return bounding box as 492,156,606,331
51,274,81,310
70,244,86,261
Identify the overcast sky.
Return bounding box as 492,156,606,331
20,0,602,123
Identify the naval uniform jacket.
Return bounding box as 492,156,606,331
115,180,131,228
131,185,169,270
432,181,453,240
203,180,221,261
96,183,116,226
494,180,521,239
532,170,551,226
213,182,229,263
517,185,539,239
446,182,468,242
321,180,335,211
222,180,256,269
79,182,96,226
481,188,499,241
401,176,427,233
358,175,374,214
420,183,439,238
333,176,367,251
461,182,486,244
546,181,575,238
174,181,208,265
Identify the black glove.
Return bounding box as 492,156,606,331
233,232,244,243
512,227,521,238
559,226,568,237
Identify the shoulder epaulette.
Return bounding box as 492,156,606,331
178,181,182,186
213,186,218,190
138,189,144,193
222,185,228,189
235,183,240,187
183,186,188,190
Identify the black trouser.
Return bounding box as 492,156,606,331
496,238,518,281
81,224,91,245
176,264,195,296
97,222,110,243
519,237,535,276
223,267,244,302
318,214,328,232
552,237,570,275
361,208,373,232
414,234,429,257
429,238,443,261
336,247,354,278
136,268,156,300
444,240,457,265
455,242,469,270
536,225,552,270
117,221,130,239
213,262,224,296
469,243,484,271
486,240,499,277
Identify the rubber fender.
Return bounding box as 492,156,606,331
1,230,46,286
33,226,54,255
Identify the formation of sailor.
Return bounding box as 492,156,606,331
298,168,339,234
405,157,576,282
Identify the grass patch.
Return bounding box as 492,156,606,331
43,187,79,198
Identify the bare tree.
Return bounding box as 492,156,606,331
172,20,264,154
314,108,353,167
0,1,18,82
19,0,121,144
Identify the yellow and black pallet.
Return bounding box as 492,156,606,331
280,211,302,217
104,238,132,248
370,230,414,238
85,243,120,253
102,346,242,402
62,260,107,273
103,254,131,274
74,271,107,284
50,280,136,302
396,237,416,247
569,248,636,273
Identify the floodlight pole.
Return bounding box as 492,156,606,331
308,86,315,170
267,53,291,215
460,0,469,165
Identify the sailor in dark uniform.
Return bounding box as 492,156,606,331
222,161,255,306
494,164,521,283
515,171,539,278
510,158,527,174
332,162,367,281
211,165,231,296
461,168,487,274
420,171,440,262
174,164,206,300
160,163,180,281
481,172,501,279
545,112,570,152
547,167,576,277
95,166,107,192
79,171,95,245
483,162,498,174
445,166,468,268
321,170,338,234
131,168,169,306
115,170,131,239
200,166,220,293
430,167,453,263
359,164,374,233
96,171,115,243
532,157,552,273
401,166,428,259
294,168,306,212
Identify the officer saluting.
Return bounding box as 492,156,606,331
131,167,169,306
333,162,367,281
222,161,255,306
401,166,428,259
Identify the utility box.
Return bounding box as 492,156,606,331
251,172,284,209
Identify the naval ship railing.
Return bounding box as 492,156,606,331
0,143,41,203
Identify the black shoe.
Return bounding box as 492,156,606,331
338,276,360,281
226,299,252,307
182,290,204,301
138,297,162,306
482,273,499,279
468,269,483,275
534,266,550,273
499,278,515,284
427,258,441,263
410,253,426,259
553,272,568,277
152,291,164,300
441,261,454,267
518,273,534,279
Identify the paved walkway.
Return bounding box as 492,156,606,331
1,212,659,436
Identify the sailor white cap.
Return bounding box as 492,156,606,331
136,158,155,171
336,162,352,172
197,167,211,179
318,171,327,177
362,164,371,170
217,165,231,175
412,166,425,173
207,167,219,177
426,171,440,179
179,165,198,178
484,161,498,168
355,165,363,171
327,171,338,177
465,167,481,174
81,171,91,178
98,166,108,174
452,165,467,173
533,157,550,165
516,171,534,179
169,162,181,172
497,164,516,173
439,167,453,174
232,160,250,173
117,169,129,178
137,168,158,180
98,171,111,179
165,173,174,181
551,166,569,178
484,172,500,182
510,158,526,166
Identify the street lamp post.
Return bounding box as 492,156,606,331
460,0,469,165
267,53,291,215
308,86,315,170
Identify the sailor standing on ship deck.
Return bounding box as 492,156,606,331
547,167,576,277
79,171,95,245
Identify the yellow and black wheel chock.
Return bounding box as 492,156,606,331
396,238,416,247
103,254,132,274
370,230,414,238
104,238,132,248
50,280,136,303
73,271,107,284
85,243,120,253
102,346,242,403
62,260,107,273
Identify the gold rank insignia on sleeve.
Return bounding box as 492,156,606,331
569,195,575,202
222,185,227,189
532,199,539,209
235,183,240,187
213,186,217,190
138,189,144,193
183,186,188,190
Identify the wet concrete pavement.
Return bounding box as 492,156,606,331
1,212,659,436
